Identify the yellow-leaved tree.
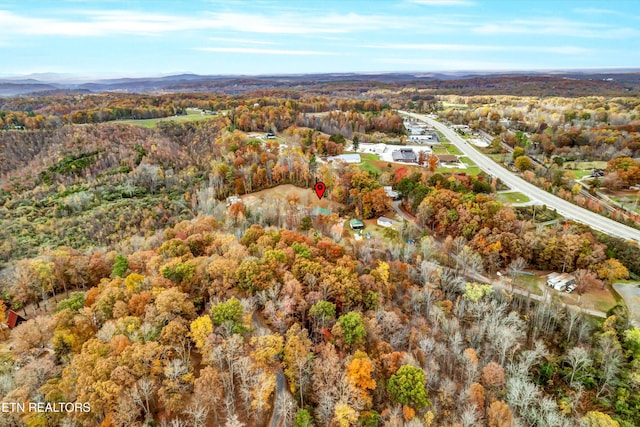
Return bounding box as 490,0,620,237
189,315,213,351
346,350,377,405
581,411,619,427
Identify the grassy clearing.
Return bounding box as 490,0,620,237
464,167,481,176
496,192,531,204
488,154,506,162
571,169,594,179
580,291,618,313
118,110,217,128
357,153,380,161
359,161,381,175
513,274,543,295
433,147,449,154
564,161,607,169
459,157,476,166
445,144,463,155
442,102,469,109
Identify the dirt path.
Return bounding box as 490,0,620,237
251,311,293,427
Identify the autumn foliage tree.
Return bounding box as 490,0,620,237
387,365,430,410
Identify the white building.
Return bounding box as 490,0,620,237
327,153,361,164
377,217,394,228
226,196,243,207
546,273,576,291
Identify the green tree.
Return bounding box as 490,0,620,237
295,408,314,427
300,217,313,232
56,292,85,312
352,135,360,152
515,156,532,171
512,147,525,159
387,365,430,409
309,301,336,328
210,297,244,333
112,254,129,278
338,312,366,348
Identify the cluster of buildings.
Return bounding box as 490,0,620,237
404,119,441,145
546,272,576,293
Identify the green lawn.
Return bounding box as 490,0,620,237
359,161,380,175
564,161,607,170
433,147,449,154
350,152,380,161
496,192,531,204
459,157,476,166
464,167,481,176
513,273,543,295
571,169,594,179
445,144,463,155
118,110,218,128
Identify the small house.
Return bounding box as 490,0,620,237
383,186,400,200
377,217,394,228
436,154,458,165
7,310,27,329
349,219,364,230
226,196,243,207
392,148,417,163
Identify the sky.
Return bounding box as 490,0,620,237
1,0,639,77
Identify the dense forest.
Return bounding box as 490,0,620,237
1,215,639,426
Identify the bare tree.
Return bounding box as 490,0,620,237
132,378,157,422
565,346,592,384
508,257,527,281
183,402,208,427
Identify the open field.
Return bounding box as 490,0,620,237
564,161,607,170
557,284,618,313
563,161,607,179
240,184,344,211
513,273,543,295
571,169,594,179
496,192,531,204
118,109,218,128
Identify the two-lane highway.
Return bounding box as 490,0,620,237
400,111,640,243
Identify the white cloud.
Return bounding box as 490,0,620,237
0,9,416,37
363,43,592,55
194,47,334,55
207,37,275,45
472,18,639,38
573,8,621,15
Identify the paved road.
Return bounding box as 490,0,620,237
400,111,640,244
392,200,414,222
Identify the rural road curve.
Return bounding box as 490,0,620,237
400,111,640,244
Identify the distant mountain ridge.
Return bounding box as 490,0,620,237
1,69,639,97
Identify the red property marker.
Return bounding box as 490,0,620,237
314,181,326,199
